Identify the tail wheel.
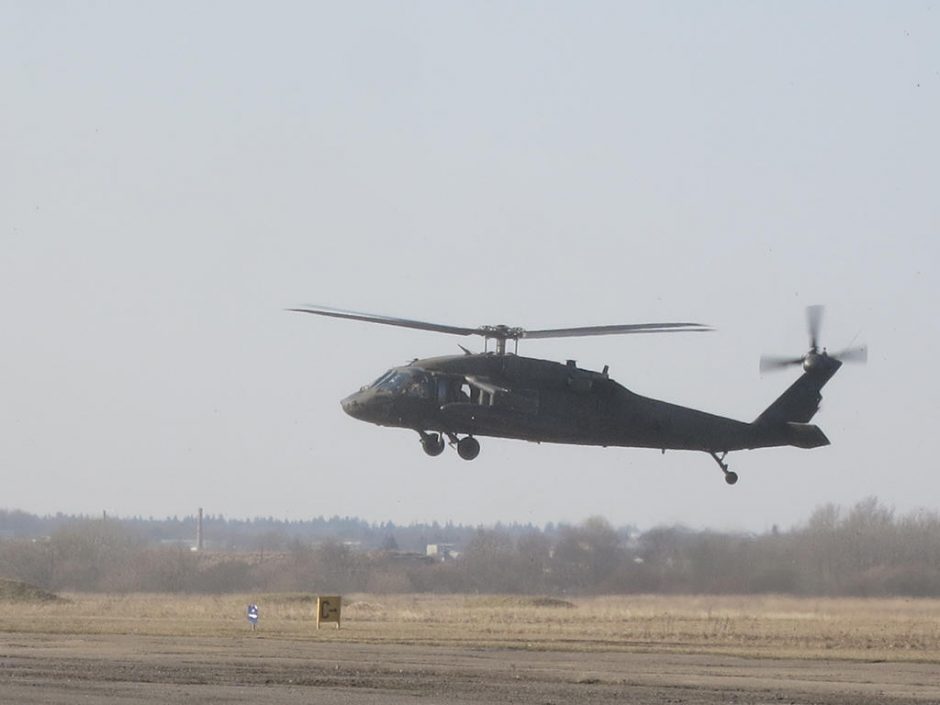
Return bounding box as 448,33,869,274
708,451,738,486
457,436,480,461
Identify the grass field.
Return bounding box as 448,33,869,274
2,592,939,663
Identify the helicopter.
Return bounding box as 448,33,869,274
290,305,866,485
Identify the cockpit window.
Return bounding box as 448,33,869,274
384,371,411,392
406,373,431,399
374,369,431,399
369,370,396,388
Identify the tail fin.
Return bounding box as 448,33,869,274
755,358,841,425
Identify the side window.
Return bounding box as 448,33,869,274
435,377,471,404
436,377,450,404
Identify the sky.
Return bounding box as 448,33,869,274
1,1,938,531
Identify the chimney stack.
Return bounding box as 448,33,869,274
196,507,204,551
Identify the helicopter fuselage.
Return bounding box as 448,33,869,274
340,353,836,454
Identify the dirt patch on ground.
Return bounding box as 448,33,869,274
0,578,64,603
464,595,576,609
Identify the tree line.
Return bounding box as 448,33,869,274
2,499,940,596
0,509,543,554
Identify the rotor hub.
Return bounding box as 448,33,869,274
803,350,824,372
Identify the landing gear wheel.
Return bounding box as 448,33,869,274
420,433,445,457
457,436,480,461
708,451,738,486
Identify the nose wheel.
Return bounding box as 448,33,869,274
456,435,480,460
419,432,445,457
709,451,738,485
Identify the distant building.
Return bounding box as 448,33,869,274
426,543,458,561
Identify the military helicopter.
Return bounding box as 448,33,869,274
290,305,866,485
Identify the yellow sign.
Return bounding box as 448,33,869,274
316,595,342,629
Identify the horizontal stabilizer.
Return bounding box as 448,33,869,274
786,422,830,449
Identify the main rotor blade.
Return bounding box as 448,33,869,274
807,305,824,350
290,306,712,344
522,322,712,339
759,354,804,373
832,344,868,364
287,305,478,337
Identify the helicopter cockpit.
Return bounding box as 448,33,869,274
343,367,433,423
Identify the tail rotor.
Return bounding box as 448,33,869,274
760,305,868,374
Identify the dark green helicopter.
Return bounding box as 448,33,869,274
290,305,865,485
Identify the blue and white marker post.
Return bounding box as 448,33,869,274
247,603,259,631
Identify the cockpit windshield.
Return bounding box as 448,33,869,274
382,371,412,392
371,368,431,399
368,370,396,389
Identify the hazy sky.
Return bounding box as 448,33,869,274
2,2,938,531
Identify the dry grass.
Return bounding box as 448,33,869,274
2,592,939,662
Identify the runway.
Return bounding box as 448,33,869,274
3,633,939,704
